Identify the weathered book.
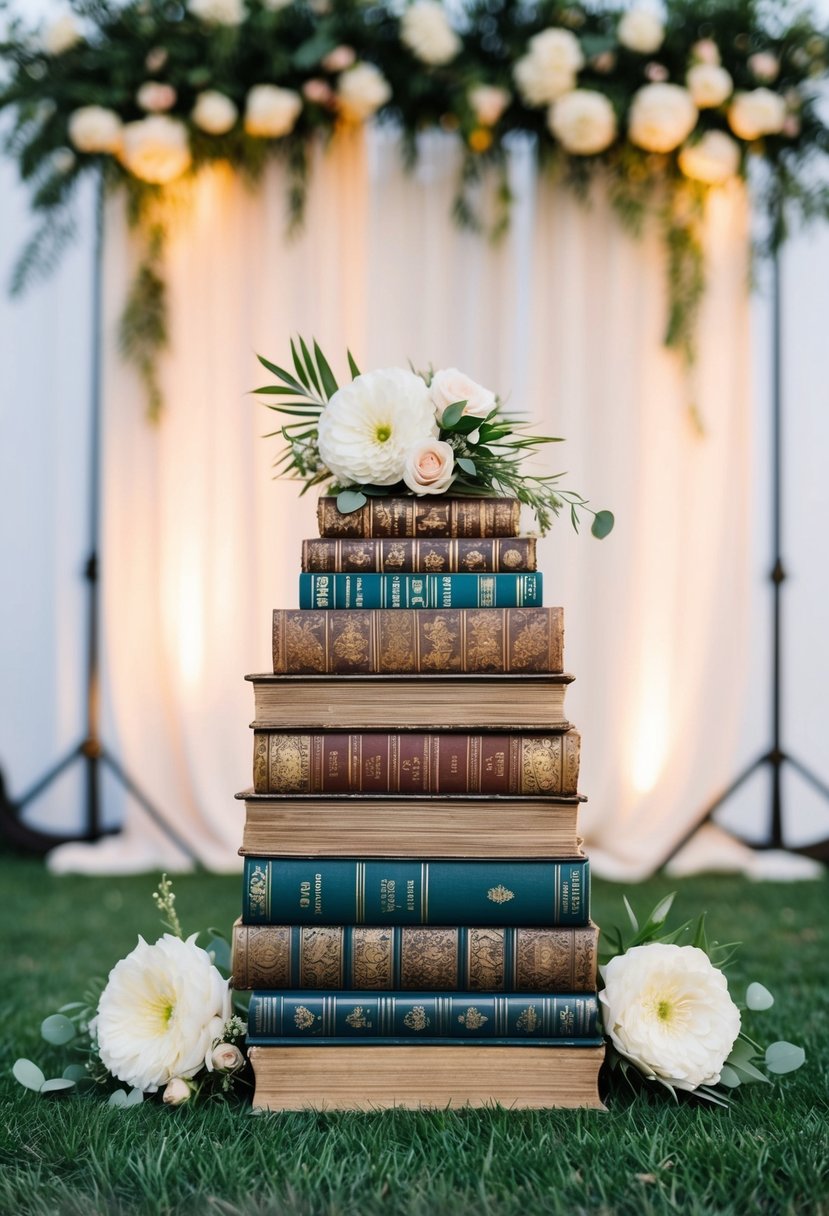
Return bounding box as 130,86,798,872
246,990,601,1043
298,572,542,610
302,536,537,574
231,921,599,992
317,495,520,539
248,674,572,731
237,792,584,858
242,857,590,927
249,1044,606,1110
272,607,564,674
253,729,581,796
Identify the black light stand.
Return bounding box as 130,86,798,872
0,173,197,863
662,225,829,868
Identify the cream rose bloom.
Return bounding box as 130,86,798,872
189,0,245,24
192,90,238,134
337,63,392,123
430,368,495,422
728,88,786,141
679,130,740,184
43,13,82,56
686,63,733,109
136,81,177,113
244,85,302,138
318,368,438,486
600,943,741,1091
162,1077,193,1105
468,85,511,127
628,83,698,153
748,51,780,83
208,1043,245,1072
94,934,231,1093
514,28,584,107
617,7,664,54
403,439,455,495
119,116,192,184
549,89,617,155
400,1,461,66
68,106,123,154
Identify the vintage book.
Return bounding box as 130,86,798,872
249,674,572,731
246,990,601,1043
237,791,584,858
298,572,543,610
249,1044,606,1110
242,857,589,927
253,729,581,796
302,536,537,574
317,495,520,539
231,920,599,992
272,607,564,674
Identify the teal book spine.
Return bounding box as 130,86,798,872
242,858,589,927
297,572,542,609
247,990,601,1042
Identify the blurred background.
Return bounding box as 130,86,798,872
1,0,828,882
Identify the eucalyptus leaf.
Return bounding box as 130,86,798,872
457,457,476,476
125,1087,144,1106
13,1058,46,1092
108,1089,128,1107
726,1056,771,1084
40,1078,76,1096
746,982,774,1011
41,1013,76,1046
765,1041,806,1074
336,489,367,514
591,510,615,539
718,1065,742,1088
63,1064,90,1083
441,400,467,429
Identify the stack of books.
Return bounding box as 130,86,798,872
232,494,605,1110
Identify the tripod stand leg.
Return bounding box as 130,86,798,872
99,751,200,866
786,754,829,802
659,751,769,869
14,743,84,811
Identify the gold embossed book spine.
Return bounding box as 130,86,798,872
302,537,537,574
316,495,521,538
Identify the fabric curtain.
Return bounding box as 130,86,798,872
21,128,787,877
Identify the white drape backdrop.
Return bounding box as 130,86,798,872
2,126,826,877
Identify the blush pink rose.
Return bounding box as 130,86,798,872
403,439,455,495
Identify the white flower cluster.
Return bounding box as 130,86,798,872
400,1,461,67
317,366,495,496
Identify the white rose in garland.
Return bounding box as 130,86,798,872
728,88,786,141
514,28,585,107
430,368,495,422
119,116,192,184
337,63,392,123
617,7,665,54
628,83,698,153
318,368,438,487
188,0,245,24
68,106,123,154
244,85,302,138
192,91,239,135
400,1,461,67
136,82,177,114
686,63,733,109
94,934,231,1093
549,90,617,155
42,13,82,56
404,439,455,495
600,943,741,1092
679,130,740,184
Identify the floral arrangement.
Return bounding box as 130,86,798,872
12,877,249,1108
254,336,615,535
1,1,828,415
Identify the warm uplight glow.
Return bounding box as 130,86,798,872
629,657,670,795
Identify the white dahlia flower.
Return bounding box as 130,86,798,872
628,83,698,153
189,0,245,24
68,106,123,155
430,367,495,421
318,368,438,487
678,130,740,184
192,90,239,135
514,28,585,107
94,934,231,1093
119,116,192,184
728,88,786,141
244,85,302,138
400,1,461,67
600,943,741,1092
403,438,455,495
549,89,617,155
686,63,733,109
617,7,664,55
337,63,392,123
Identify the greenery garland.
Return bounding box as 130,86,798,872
1,0,828,418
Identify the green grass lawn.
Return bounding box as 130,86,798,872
1,856,827,1216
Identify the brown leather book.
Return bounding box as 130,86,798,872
317,495,520,538
248,1044,606,1110
271,607,564,674
253,729,580,796
232,920,599,992
247,673,573,731
301,536,537,573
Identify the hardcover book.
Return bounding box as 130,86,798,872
248,1045,606,1111
237,791,584,858
231,921,599,992
248,674,572,731
242,857,590,927
252,729,581,796
272,607,564,674
298,572,543,610
301,537,537,574
317,496,521,539
246,990,601,1043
